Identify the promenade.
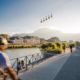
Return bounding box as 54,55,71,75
19,48,80,80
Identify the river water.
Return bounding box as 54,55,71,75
3,48,43,73
6,48,42,59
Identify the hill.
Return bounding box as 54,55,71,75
12,28,80,41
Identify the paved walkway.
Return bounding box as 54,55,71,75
20,49,76,80
54,49,80,80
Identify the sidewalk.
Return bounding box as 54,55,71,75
20,49,73,80
54,49,80,80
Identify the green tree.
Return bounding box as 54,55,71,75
41,44,48,49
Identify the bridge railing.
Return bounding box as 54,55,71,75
10,53,44,75
10,52,54,75
1,52,55,80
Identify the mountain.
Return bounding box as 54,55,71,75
12,28,80,41
11,33,31,38
31,28,63,39
32,28,80,41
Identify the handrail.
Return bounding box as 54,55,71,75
10,52,54,75
10,53,44,75
1,52,54,80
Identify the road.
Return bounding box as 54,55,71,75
20,48,80,80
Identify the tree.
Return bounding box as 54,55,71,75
55,42,61,48
48,37,60,42
41,44,48,49
76,41,80,46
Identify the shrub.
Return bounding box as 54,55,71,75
41,43,57,50
53,48,62,54
47,47,53,51
41,42,63,54
76,41,80,46
51,43,57,49
62,43,66,50
41,44,48,50
55,42,62,48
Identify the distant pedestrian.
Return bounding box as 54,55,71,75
69,45,73,53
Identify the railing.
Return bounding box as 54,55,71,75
10,52,54,75
10,53,44,75
0,52,54,80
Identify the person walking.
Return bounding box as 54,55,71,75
17,61,21,71
0,37,21,80
69,45,73,53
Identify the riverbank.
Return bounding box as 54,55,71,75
8,44,40,49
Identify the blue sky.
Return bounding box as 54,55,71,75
0,0,80,34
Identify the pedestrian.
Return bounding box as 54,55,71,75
17,61,21,71
69,45,73,53
0,37,21,80
21,60,25,69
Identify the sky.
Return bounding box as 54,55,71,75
0,0,80,34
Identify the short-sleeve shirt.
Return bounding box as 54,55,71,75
0,51,11,69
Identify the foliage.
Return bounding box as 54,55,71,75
47,43,57,49
62,42,67,50
75,41,80,46
48,37,60,42
54,42,62,48
41,44,48,50
52,48,62,54
41,41,76,54
69,43,76,48
41,43,57,50
8,44,37,49
41,42,63,54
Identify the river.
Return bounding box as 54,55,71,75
6,48,42,59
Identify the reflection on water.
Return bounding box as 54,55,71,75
6,48,42,59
